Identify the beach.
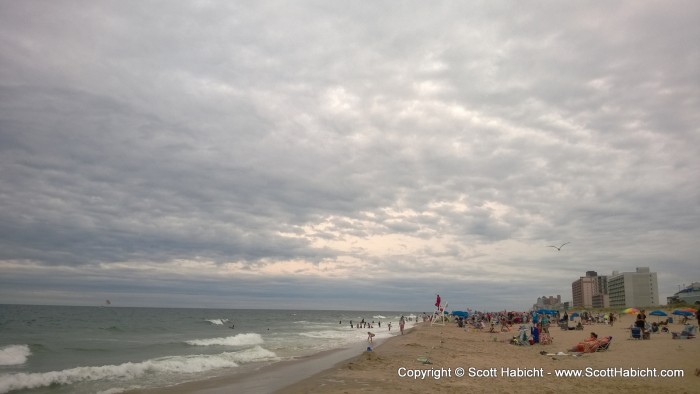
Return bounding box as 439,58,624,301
277,314,699,393
3,306,697,393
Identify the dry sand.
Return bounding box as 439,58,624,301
277,314,699,393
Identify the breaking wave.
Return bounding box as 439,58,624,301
0,346,278,394
185,333,263,347
0,345,30,366
204,318,229,325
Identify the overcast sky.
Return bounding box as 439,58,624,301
1,1,698,311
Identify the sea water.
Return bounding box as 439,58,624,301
0,305,417,393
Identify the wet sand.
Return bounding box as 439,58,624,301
129,338,387,393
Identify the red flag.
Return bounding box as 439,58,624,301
435,294,441,308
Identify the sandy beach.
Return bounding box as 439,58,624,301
277,314,699,393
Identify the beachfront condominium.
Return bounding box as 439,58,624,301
666,282,700,305
607,267,659,308
532,295,563,310
572,271,609,309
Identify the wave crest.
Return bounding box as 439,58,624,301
204,318,229,325
185,333,263,347
0,346,278,394
0,345,30,366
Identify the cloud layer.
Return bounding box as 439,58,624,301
1,1,698,310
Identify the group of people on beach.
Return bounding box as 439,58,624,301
366,315,407,343
348,318,379,329
348,316,407,331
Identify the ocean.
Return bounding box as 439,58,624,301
0,304,418,393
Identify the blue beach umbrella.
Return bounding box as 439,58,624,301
569,312,579,321
649,310,667,317
451,311,468,318
537,309,557,315
672,310,693,317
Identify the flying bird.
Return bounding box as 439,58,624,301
547,242,570,251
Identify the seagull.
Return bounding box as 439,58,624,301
547,242,570,251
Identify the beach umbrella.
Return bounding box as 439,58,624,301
622,307,639,315
451,311,468,318
672,310,693,317
536,309,557,315
649,310,667,322
680,307,697,313
569,312,580,321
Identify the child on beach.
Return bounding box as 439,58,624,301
367,332,375,343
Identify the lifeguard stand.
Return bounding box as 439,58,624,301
431,302,448,326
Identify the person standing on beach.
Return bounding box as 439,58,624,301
635,310,647,336
399,316,406,335
541,314,550,333
388,322,392,331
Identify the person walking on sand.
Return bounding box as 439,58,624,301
399,315,406,335
367,331,375,343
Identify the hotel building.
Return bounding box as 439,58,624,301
608,267,659,308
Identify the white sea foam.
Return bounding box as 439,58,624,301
299,330,350,339
205,318,229,325
185,333,263,347
373,315,387,319
230,345,278,364
0,347,278,394
0,345,30,366
96,388,131,394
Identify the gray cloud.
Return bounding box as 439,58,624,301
1,1,698,310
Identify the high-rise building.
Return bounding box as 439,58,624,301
572,271,609,308
572,276,595,308
533,295,562,310
608,267,659,308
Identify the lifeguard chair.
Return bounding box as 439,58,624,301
431,302,448,326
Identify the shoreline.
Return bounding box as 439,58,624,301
130,328,400,394
130,315,700,393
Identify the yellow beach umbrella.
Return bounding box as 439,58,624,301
622,307,639,315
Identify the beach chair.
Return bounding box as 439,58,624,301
596,336,612,352
671,325,697,339
630,327,641,339
511,328,530,346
